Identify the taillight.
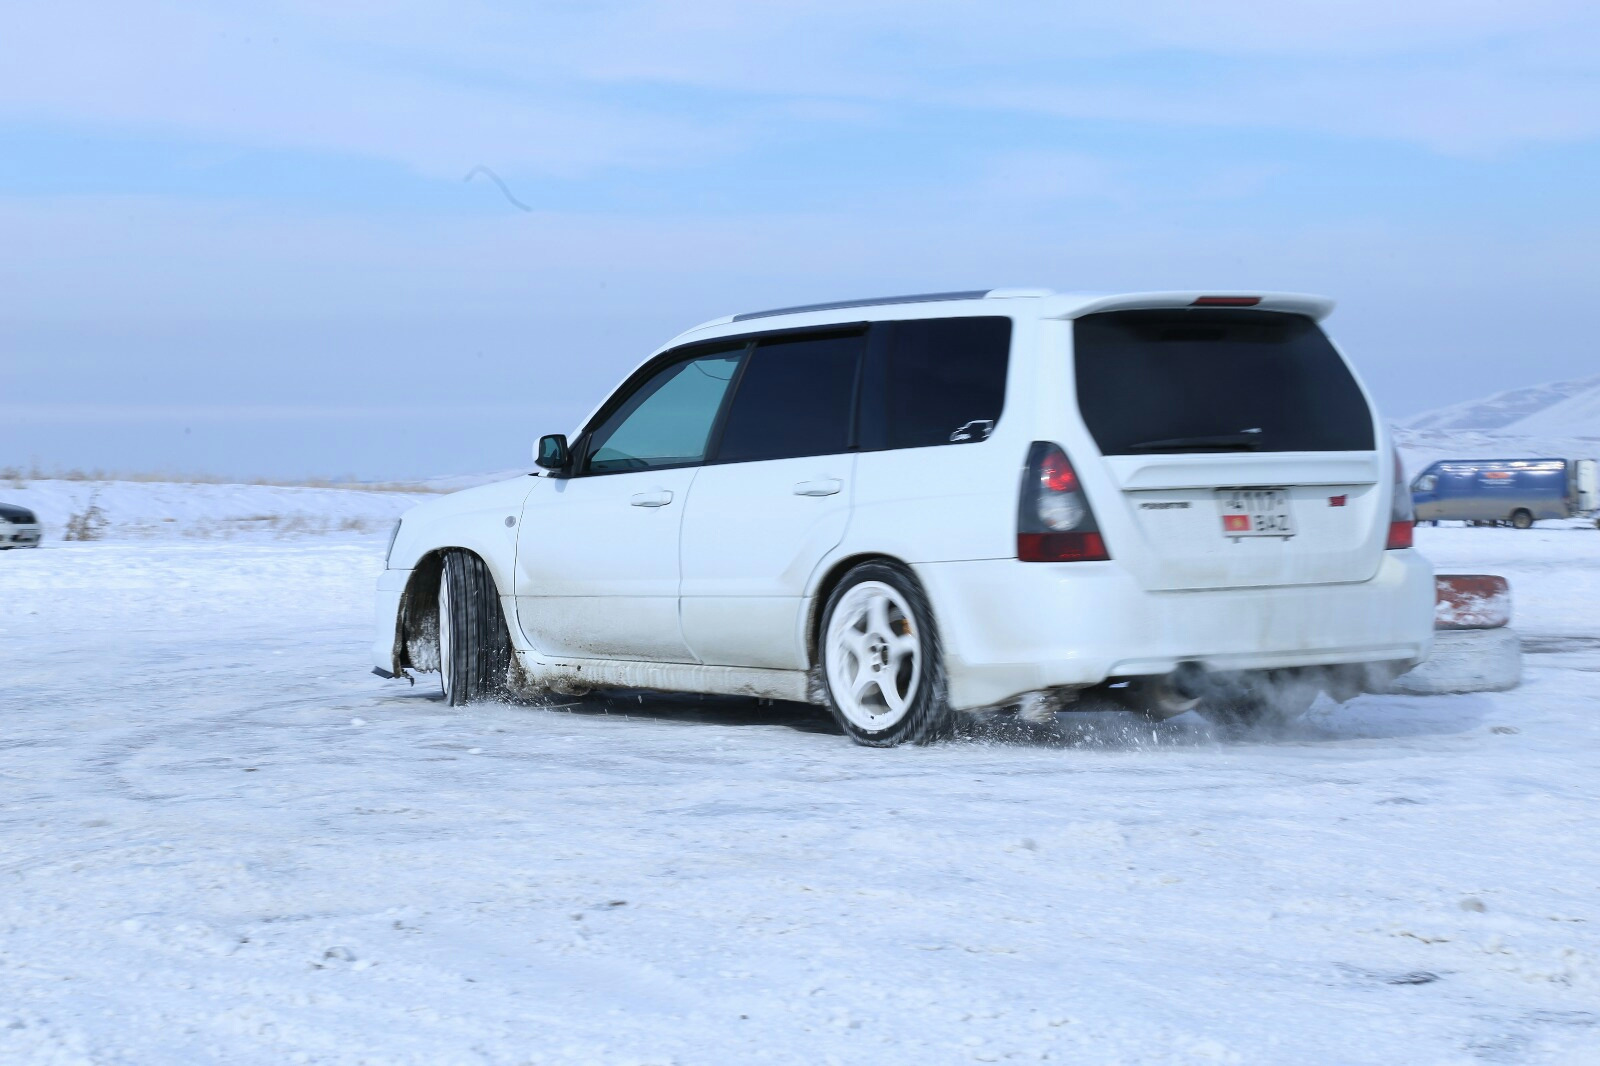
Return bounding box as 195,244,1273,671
1386,449,1414,549
1018,442,1110,562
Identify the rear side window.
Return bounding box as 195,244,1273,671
713,331,863,463
1074,310,1374,455
859,316,1012,450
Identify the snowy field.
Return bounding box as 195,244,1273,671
2,491,1599,1063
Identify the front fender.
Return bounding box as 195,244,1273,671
377,477,540,675
388,476,538,594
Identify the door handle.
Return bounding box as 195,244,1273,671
793,479,843,497
630,490,674,507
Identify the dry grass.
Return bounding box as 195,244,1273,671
0,464,446,494
61,493,110,541
175,513,379,539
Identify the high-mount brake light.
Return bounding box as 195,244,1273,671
1386,449,1415,549
1191,296,1261,307
1018,442,1110,562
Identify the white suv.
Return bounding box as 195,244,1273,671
374,289,1433,745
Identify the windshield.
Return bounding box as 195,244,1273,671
1073,310,1374,455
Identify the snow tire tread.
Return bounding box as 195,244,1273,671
440,550,513,706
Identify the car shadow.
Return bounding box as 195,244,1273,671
381,681,1497,749
377,686,847,736
543,690,848,735
955,689,1498,750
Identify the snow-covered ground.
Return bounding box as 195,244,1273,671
2,506,1599,1062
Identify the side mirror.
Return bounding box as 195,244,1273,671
535,433,571,471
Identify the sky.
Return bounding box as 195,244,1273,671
3,1,1598,480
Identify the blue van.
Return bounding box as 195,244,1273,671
1411,458,1598,528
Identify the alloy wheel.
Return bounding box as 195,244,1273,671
824,580,922,732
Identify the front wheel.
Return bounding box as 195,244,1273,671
1510,509,1534,530
819,563,952,746
437,550,513,706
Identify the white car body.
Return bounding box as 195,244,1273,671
374,289,1434,714
0,506,42,549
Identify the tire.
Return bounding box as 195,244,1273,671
1510,509,1534,530
819,562,953,746
437,550,513,706
1194,670,1318,733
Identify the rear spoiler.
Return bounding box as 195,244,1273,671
1055,292,1336,322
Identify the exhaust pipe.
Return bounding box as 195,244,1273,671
1115,662,1205,718
1169,660,1207,702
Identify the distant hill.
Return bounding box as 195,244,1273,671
1402,373,1600,436
1395,373,1600,474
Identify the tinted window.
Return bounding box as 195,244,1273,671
713,332,862,463
1074,310,1374,455
859,317,1012,450
586,347,743,473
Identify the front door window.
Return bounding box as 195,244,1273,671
585,349,743,473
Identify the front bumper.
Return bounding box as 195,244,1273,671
916,550,1436,710
0,522,41,548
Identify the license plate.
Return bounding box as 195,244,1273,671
1216,488,1295,538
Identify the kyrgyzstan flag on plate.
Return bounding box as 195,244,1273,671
1222,514,1252,533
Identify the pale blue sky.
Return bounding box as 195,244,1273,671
3,1,1598,479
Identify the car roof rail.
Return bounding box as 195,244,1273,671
730,290,996,322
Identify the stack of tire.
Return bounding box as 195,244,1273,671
1390,575,1522,694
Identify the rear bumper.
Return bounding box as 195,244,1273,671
916,550,1436,710
372,568,411,675
0,523,41,548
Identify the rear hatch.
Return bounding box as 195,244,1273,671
1073,308,1382,591
1575,459,1598,513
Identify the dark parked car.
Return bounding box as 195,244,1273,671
0,503,41,548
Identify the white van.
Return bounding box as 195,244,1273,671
374,289,1434,745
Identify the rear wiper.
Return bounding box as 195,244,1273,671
1125,433,1262,453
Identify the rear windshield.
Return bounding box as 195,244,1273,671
1073,310,1374,455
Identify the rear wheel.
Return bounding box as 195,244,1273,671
820,563,952,746
437,550,513,706
1510,509,1534,530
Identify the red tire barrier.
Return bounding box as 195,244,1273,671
1435,574,1511,630
1390,574,1520,694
